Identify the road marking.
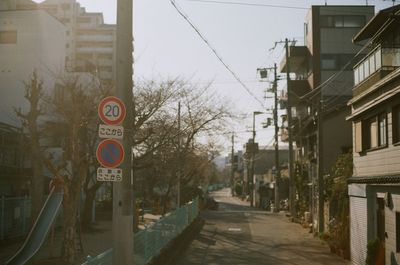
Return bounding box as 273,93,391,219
228,227,242,232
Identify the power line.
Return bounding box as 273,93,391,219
170,0,265,108
184,0,308,10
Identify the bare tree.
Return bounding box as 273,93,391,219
44,74,104,264
14,71,45,222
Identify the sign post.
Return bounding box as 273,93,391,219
113,0,134,263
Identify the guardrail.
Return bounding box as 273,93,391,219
83,197,199,265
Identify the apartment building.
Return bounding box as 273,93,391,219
39,0,116,86
347,5,400,265
279,5,374,232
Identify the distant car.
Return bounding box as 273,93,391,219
206,197,218,210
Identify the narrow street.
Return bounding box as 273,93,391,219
175,188,349,265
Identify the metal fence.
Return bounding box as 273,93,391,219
0,196,31,240
84,197,199,265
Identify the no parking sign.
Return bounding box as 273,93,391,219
96,139,124,168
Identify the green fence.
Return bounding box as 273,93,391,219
84,197,199,265
0,196,31,240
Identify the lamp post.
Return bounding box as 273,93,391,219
251,111,263,207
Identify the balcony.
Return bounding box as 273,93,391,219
280,46,310,73
353,45,400,96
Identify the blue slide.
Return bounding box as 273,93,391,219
6,188,63,265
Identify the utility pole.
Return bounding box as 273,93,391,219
177,101,181,208
285,38,296,218
317,99,324,233
113,0,134,264
272,63,280,212
231,133,235,196
251,113,256,207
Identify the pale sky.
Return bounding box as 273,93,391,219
35,0,396,153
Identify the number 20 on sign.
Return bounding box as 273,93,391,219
98,96,126,125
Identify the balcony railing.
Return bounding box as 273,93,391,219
354,45,400,86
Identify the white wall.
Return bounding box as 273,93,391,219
0,10,66,126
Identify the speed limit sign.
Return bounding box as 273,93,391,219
98,96,126,125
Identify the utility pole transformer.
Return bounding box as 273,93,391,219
285,38,296,218
113,0,134,264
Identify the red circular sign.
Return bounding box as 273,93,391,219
98,96,126,125
96,139,124,168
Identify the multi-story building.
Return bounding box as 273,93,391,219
242,143,289,207
39,0,116,86
347,5,400,265
0,0,66,126
279,5,374,232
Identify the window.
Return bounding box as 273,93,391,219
343,16,365,28
393,105,400,144
378,113,387,146
0,31,17,44
355,121,362,153
77,17,91,23
320,15,365,28
369,118,378,149
362,113,388,151
321,57,337,70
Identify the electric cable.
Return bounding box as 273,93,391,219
170,0,265,108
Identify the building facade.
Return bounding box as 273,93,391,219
39,0,116,86
347,5,400,265
280,5,374,232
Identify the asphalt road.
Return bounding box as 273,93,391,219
174,188,349,265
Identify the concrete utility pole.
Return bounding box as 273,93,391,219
251,113,256,207
285,38,296,218
231,133,235,196
317,99,324,233
272,63,280,212
251,111,262,207
113,0,134,264
177,101,181,208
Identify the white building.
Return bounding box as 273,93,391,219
0,0,67,126
39,0,116,86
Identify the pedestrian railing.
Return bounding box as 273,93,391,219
0,196,31,240
83,197,199,265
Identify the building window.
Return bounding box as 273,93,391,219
320,15,365,28
321,56,337,70
355,121,362,153
362,113,388,151
369,117,378,149
393,105,400,144
0,31,17,44
378,113,387,146
77,17,91,23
